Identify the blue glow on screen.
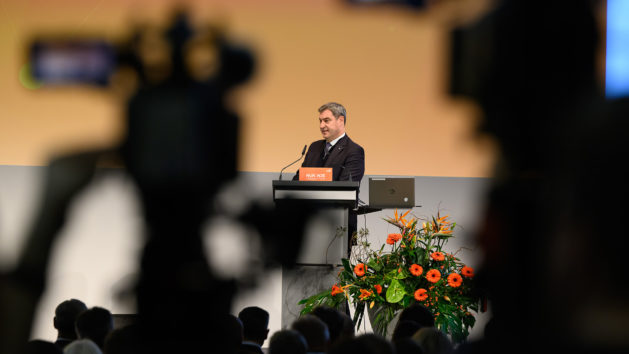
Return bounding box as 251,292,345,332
606,0,629,98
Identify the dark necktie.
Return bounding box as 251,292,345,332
323,142,333,160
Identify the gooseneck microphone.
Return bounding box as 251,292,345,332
279,145,307,180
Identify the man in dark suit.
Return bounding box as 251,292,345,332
293,102,365,254
293,102,364,183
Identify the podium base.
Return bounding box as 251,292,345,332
281,265,343,327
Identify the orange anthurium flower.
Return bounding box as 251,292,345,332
409,264,423,276
331,284,344,296
374,284,383,294
447,273,463,287
461,266,474,278
386,233,402,245
354,263,366,277
426,269,441,283
431,252,445,261
414,288,428,301
359,289,373,300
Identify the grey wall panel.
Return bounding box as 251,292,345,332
0,166,492,341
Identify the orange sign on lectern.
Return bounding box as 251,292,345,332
299,167,333,181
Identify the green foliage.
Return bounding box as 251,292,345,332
299,210,481,343
386,279,406,303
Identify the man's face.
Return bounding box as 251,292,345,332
319,109,345,142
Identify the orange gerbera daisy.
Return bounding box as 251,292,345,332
354,263,366,277
431,251,445,261
374,284,382,294
359,289,373,300
426,269,441,283
414,288,428,301
331,284,343,296
461,266,474,278
386,233,402,245
409,264,423,276
447,273,463,287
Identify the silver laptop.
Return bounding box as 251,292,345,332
368,177,415,208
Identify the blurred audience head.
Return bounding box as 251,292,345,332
392,320,423,342
311,306,345,345
103,323,141,354
54,299,87,343
223,314,244,353
75,307,113,349
328,333,394,354
269,329,307,354
411,327,452,354
398,304,434,329
291,314,329,353
340,312,355,340
237,306,269,345
64,339,102,354
394,337,424,354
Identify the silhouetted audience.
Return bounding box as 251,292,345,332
328,333,395,354
452,317,495,354
53,299,88,349
224,314,245,354
392,320,423,343
411,327,453,354
311,305,348,348
103,324,141,354
64,339,103,354
391,304,435,346
397,304,435,328
291,315,329,354
268,329,308,354
339,312,355,342
395,337,424,354
26,339,63,354
75,307,113,350
237,306,269,354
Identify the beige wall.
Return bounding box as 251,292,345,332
0,0,495,177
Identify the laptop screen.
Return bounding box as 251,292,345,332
368,177,415,208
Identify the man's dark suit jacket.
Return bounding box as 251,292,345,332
293,135,365,182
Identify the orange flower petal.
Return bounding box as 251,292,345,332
426,269,441,283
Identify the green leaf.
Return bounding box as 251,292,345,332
367,258,382,272
342,258,353,274
386,279,406,303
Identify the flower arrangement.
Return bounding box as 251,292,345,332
299,210,480,343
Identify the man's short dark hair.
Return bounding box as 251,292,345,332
238,306,269,342
318,102,347,125
54,299,87,335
